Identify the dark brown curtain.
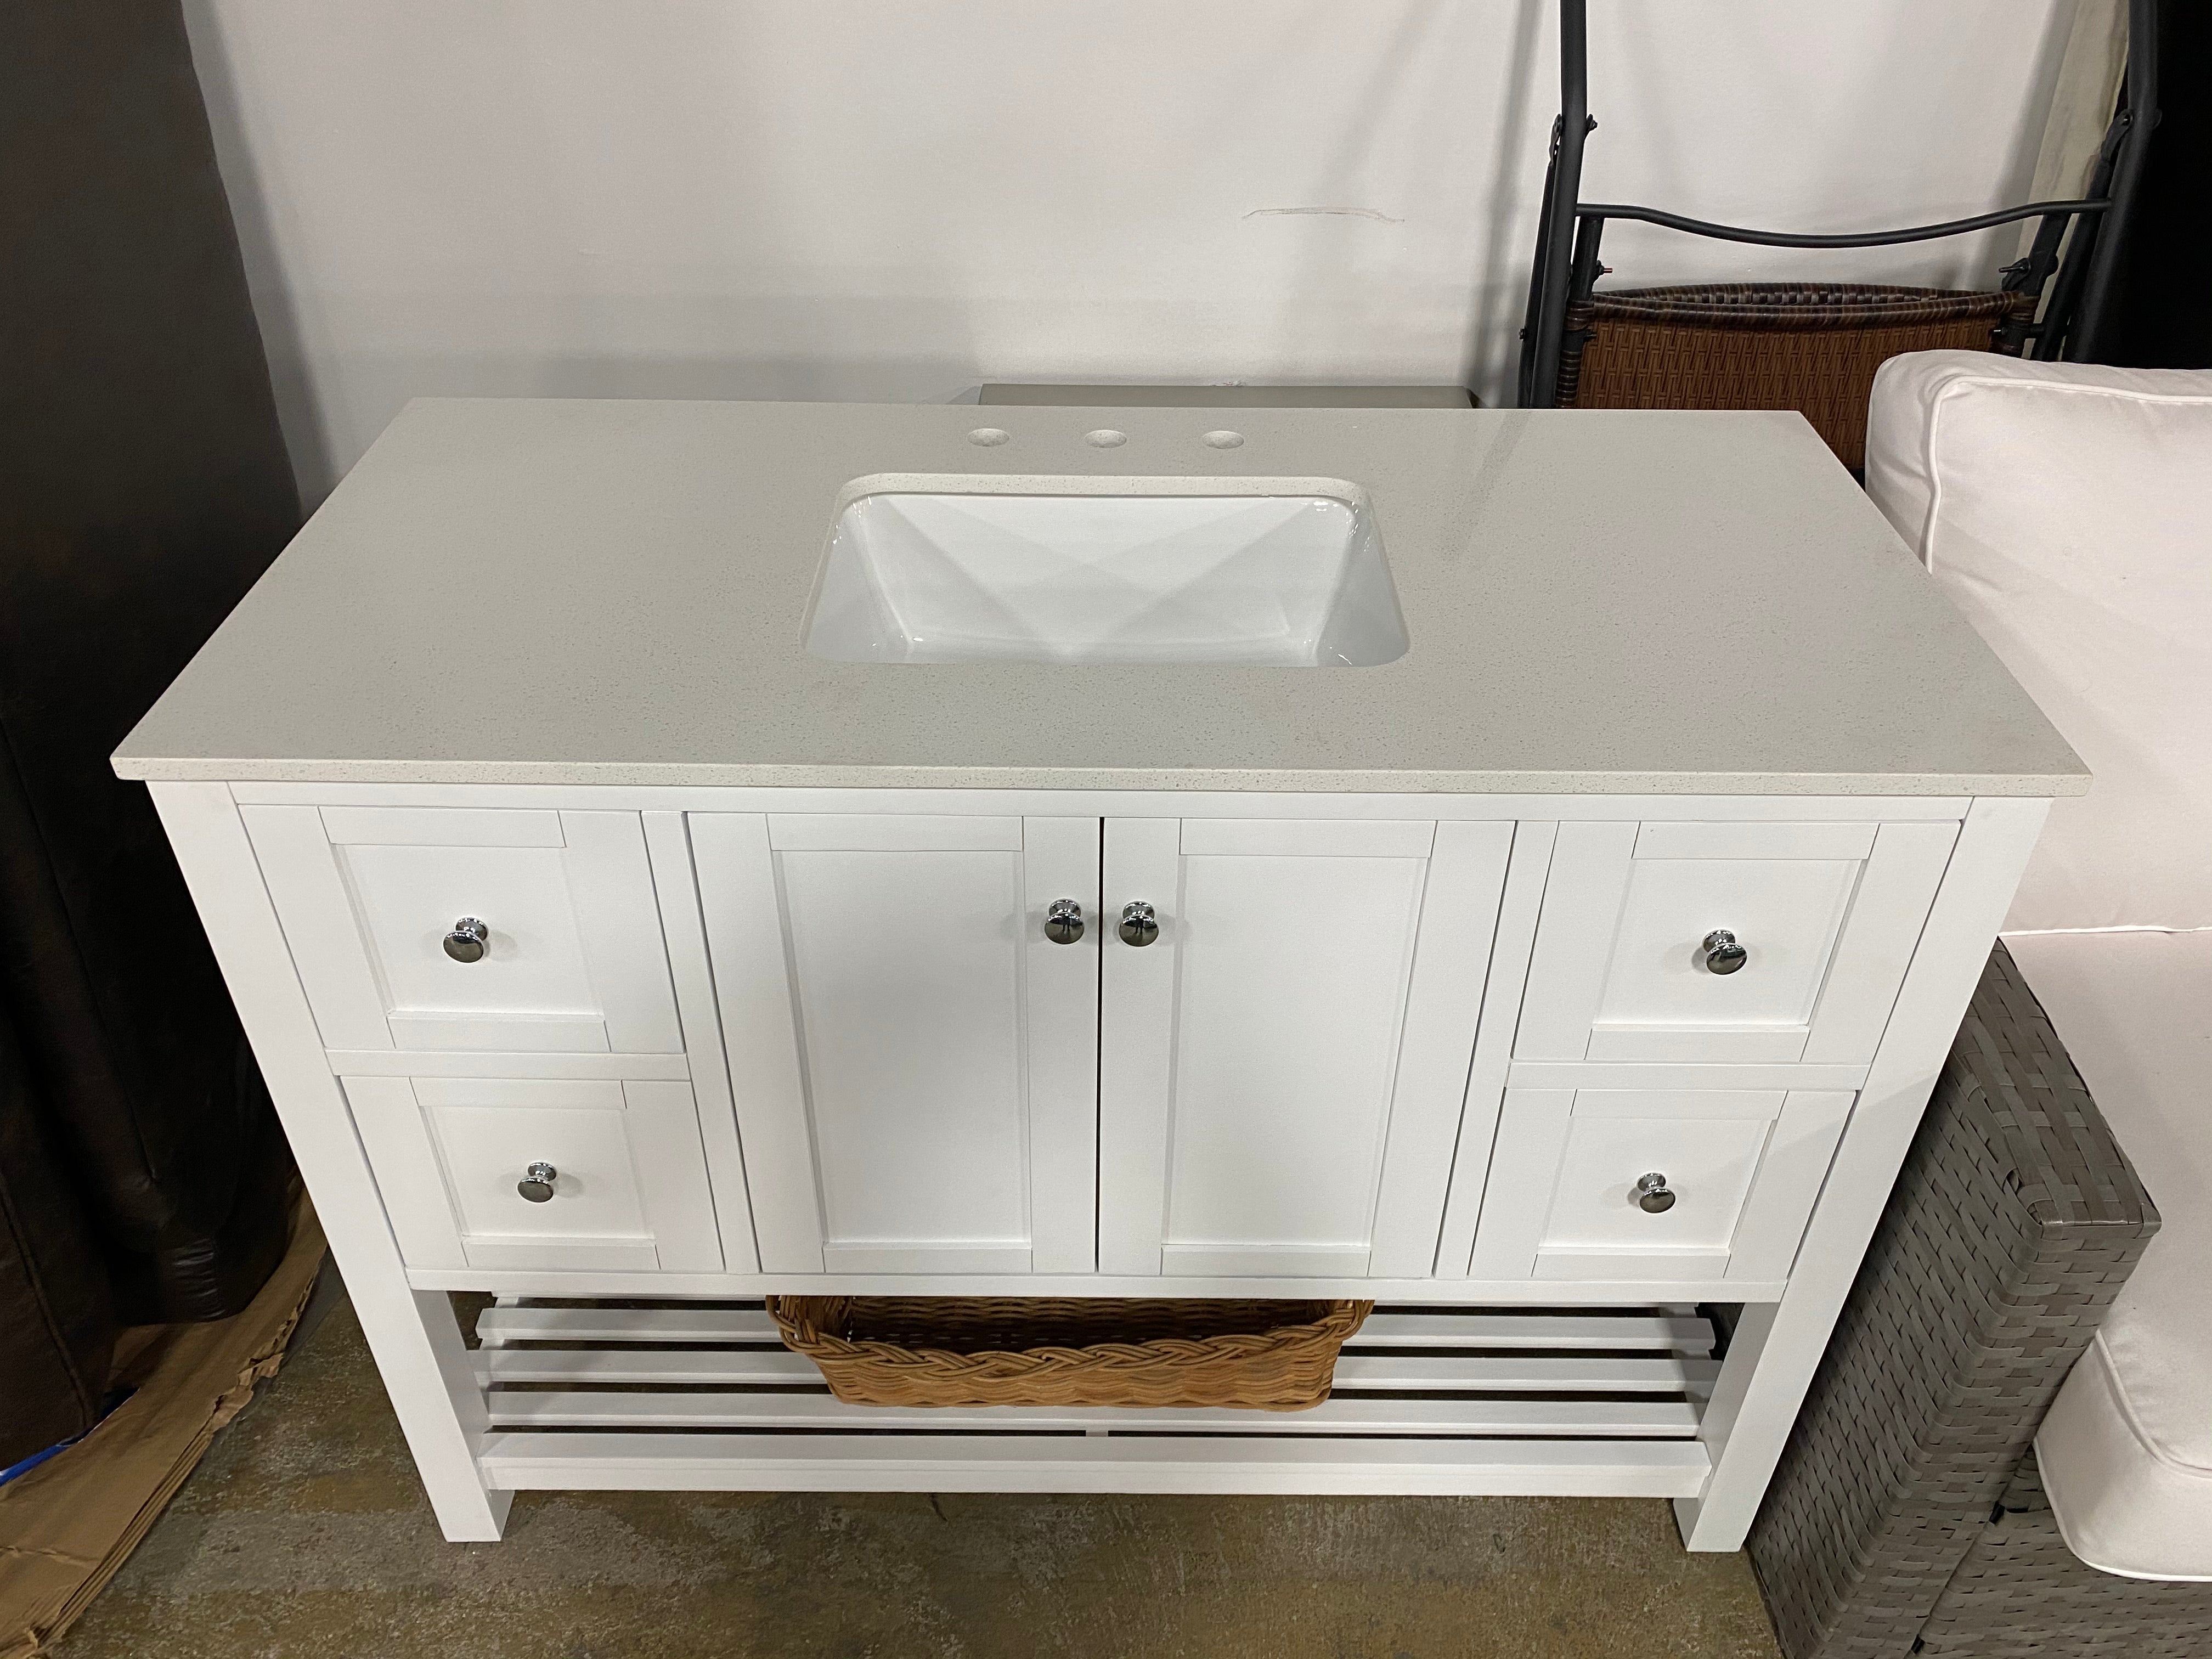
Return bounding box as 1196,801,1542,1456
0,0,302,1362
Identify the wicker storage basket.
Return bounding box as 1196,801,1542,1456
767,1295,1373,1411
1556,283,2034,471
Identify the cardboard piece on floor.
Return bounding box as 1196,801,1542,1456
0,1197,326,1658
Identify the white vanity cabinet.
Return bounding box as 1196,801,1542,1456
114,397,2087,1551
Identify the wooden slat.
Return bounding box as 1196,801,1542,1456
1335,1353,1715,1391
481,1347,818,1386
478,1432,1713,1497
475,1305,781,1346
1348,1313,1714,1354
473,1305,1716,1356
476,1346,1716,1393
483,1391,1700,1437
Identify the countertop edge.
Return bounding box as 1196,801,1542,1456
108,755,2092,798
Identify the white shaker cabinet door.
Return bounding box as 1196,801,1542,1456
690,813,1100,1275
1098,818,1512,1278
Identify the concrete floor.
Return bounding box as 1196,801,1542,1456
56,1288,1782,1659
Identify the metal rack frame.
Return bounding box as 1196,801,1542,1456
1516,0,2162,408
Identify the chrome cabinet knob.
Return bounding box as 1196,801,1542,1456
1043,899,1085,945
443,917,490,963
517,1161,557,1203
1118,901,1159,947
1634,1172,1677,1214
1702,929,1747,975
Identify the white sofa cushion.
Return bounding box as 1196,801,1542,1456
1865,353,2212,932
2008,929,2212,1581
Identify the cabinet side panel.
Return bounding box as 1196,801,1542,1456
1725,1090,1854,1282
642,812,759,1272
239,803,392,1049
1098,817,1182,1276
1468,1088,1576,1278
1435,821,1558,1276
1020,817,1101,1273
1368,820,1513,1277
1515,821,1638,1059
622,1081,725,1273
561,811,684,1053
346,1076,465,1269
689,812,825,1273
1801,821,1959,1064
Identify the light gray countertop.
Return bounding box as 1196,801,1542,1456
113,398,2087,796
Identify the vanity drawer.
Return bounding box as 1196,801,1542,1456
346,1075,723,1273
1515,819,1957,1064
1470,1086,1853,1283
244,805,682,1057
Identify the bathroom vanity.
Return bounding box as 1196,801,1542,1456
114,398,2085,1547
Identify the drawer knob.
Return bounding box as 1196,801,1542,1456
1702,929,1748,974
517,1161,558,1203
443,917,490,963
1044,899,1085,945
1118,901,1159,947
1634,1172,1677,1214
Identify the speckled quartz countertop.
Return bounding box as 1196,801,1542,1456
112,398,2086,796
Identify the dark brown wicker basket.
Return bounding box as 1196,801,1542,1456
767,1295,1373,1410
1556,283,2034,471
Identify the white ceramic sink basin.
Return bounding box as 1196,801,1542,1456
804,485,1408,666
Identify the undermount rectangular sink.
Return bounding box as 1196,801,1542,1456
804,483,1409,666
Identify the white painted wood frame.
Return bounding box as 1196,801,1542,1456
140,777,2044,1545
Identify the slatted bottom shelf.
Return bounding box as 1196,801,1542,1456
470,1301,1719,1497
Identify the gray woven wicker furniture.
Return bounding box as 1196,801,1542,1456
1743,939,2207,1655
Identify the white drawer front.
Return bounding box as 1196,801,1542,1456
347,1075,723,1273
245,805,681,1056
1515,819,1957,1064
1471,1086,1853,1283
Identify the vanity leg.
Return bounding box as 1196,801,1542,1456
1674,798,2049,1551
149,782,511,1542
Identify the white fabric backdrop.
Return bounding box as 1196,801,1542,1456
180,0,2084,504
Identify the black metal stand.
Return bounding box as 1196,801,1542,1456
1516,0,2162,407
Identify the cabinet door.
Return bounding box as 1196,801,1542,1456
1099,818,1511,1278
244,805,681,1056
1470,1087,1853,1283
1515,820,1958,1064
691,813,1099,1274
